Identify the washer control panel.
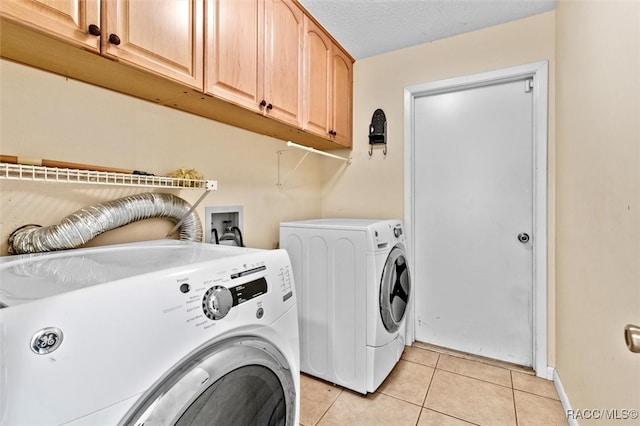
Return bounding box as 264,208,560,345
373,221,405,247
160,250,294,330
202,270,268,321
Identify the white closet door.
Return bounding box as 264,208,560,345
414,78,534,366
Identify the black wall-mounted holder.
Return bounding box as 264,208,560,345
368,109,387,157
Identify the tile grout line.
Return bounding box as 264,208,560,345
404,350,520,392
433,367,514,391
412,354,484,426
400,358,438,370
511,370,520,426
312,386,343,426
411,345,534,379
399,359,518,426
376,390,424,409
421,352,440,407
413,343,535,375
426,408,484,426
513,388,563,402
427,350,561,401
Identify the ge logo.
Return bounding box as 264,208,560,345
31,327,64,355
38,333,57,348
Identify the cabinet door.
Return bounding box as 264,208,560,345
205,0,263,112
302,16,331,138
103,0,203,90
263,0,303,127
0,0,100,51
331,48,353,147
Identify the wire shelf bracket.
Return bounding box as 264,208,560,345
277,141,351,190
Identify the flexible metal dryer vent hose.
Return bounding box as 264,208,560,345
8,193,203,255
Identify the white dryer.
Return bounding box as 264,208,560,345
279,219,411,394
0,240,299,425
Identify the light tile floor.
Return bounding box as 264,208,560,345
299,342,568,426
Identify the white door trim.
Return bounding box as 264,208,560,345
403,61,549,377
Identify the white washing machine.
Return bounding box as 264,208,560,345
0,240,299,425
279,219,411,394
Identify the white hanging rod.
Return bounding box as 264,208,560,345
286,141,352,164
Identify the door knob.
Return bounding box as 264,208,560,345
517,233,530,243
624,324,640,353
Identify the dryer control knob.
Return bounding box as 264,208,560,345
202,286,233,320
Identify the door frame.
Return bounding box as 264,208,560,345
403,61,549,377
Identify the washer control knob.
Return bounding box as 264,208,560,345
202,286,233,320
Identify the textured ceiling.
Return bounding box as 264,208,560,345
298,0,557,59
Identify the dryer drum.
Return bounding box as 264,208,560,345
379,247,411,333
8,192,203,254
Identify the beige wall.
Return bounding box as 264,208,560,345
0,59,323,254
3,4,639,416
555,0,640,422
321,11,556,219
321,12,557,364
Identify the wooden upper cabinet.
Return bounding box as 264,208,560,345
103,0,203,90
205,0,262,112
302,16,330,138
1,0,351,149
262,0,303,127
0,0,101,51
330,48,352,147
302,15,353,147
206,0,302,128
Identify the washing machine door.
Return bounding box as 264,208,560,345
379,246,411,333
120,337,296,426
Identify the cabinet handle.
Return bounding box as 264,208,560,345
259,100,267,108
109,34,121,45
266,103,273,110
88,24,101,37
329,130,336,137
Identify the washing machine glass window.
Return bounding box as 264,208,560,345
176,365,285,425
120,337,296,426
379,247,411,333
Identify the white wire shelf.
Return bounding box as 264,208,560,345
0,162,218,191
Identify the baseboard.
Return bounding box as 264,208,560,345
553,368,578,426
546,366,555,380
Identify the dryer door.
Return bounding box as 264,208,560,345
379,246,411,333
120,337,296,426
